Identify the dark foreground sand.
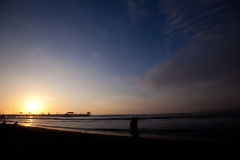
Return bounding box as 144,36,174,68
0,124,239,158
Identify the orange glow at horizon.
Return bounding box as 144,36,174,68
25,99,43,114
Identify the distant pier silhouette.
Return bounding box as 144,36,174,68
0,112,91,119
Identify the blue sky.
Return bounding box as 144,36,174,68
0,0,240,114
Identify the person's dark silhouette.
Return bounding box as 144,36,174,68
14,121,18,126
130,116,139,138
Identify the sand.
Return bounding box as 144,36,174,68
0,124,239,158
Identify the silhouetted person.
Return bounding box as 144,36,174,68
14,121,18,126
130,116,139,138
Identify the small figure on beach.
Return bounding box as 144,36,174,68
14,121,18,126
130,116,139,138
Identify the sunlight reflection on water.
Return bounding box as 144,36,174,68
20,119,35,127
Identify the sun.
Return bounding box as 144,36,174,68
26,100,42,114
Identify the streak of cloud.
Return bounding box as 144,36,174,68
145,0,240,89
159,0,240,47
145,33,240,88
127,0,147,22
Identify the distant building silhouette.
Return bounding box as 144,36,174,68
66,112,74,115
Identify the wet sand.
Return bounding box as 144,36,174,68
0,124,239,158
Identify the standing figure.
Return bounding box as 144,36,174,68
130,116,139,138
14,121,18,126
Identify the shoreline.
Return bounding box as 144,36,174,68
0,123,168,143
1,124,239,158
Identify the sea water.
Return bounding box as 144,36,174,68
1,113,240,142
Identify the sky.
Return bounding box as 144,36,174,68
0,0,240,114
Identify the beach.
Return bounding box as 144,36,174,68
1,124,239,159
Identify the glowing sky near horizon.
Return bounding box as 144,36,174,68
0,0,240,114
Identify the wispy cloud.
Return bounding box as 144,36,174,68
145,33,240,88
145,0,240,89
159,0,239,46
127,0,148,22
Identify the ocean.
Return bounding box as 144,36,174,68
1,113,240,142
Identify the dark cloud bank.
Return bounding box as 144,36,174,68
144,0,240,111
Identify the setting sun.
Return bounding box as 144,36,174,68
26,100,43,113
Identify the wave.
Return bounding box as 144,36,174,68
33,123,240,135
35,124,130,133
